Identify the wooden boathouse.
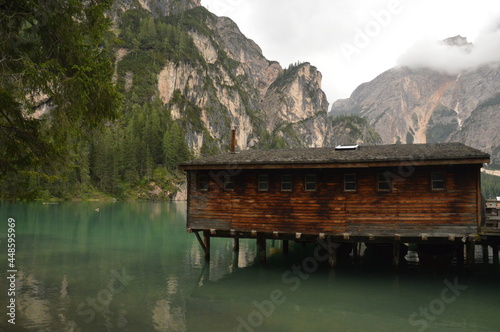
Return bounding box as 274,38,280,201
179,142,490,267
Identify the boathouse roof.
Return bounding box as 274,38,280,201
179,143,490,170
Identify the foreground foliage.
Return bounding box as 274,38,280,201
0,0,121,175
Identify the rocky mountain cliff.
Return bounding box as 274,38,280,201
112,0,378,157
330,36,500,165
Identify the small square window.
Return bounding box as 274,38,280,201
305,174,317,191
258,174,269,191
281,174,292,191
224,175,234,191
198,174,208,191
431,172,445,190
378,173,391,191
344,174,356,192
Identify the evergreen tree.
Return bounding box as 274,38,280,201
0,0,121,175
163,122,191,170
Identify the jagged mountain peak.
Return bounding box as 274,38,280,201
330,58,500,165
443,35,470,46
113,3,339,156
442,35,473,52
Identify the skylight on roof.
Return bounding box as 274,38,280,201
335,144,359,151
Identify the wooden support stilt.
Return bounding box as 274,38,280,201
328,247,338,268
233,247,239,269
393,242,401,268
466,240,475,268
482,245,489,264
257,238,266,263
283,240,289,255
203,231,211,261
457,243,465,267
352,242,358,263
194,231,209,259
493,244,499,265
233,237,240,251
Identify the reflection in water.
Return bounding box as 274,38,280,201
16,271,52,330
152,299,186,332
237,241,256,269
167,276,179,296
1,202,500,332
61,275,68,298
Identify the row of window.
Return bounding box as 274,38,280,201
197,172,446,192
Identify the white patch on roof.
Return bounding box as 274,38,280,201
335,144,359,151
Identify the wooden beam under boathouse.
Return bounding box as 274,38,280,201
179,143,492,267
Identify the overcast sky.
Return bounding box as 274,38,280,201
200,0,500,105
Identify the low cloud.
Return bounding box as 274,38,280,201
397,21,500,73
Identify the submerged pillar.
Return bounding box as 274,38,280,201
352,242,359,263
466,240,475,268
493,244,499,265
283,240,289,255
393,242,401,268
326,237,339,268
482,245,489,264
232,237,240,268
328,248,338,268
257,238,266,264
456,243,465,267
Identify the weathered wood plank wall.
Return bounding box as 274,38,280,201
187,164,480,235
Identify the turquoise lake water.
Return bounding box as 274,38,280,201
1,202,500,331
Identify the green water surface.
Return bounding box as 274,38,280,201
1,202,499,332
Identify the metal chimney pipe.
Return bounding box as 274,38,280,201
231,127,237,154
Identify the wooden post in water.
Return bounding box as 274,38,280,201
232,237,240,268
493,244,499,265
482,245,489,264
457,243,465,267
283,240,289,255
466,240,475,268
257,238,266,263
393,242,401,268
352,242,358,263
328,248,338,268
328,240,338,269
203,231,211,261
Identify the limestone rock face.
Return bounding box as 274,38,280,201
261,63,331,147
330,62,500,164
143,5,335,153
112,0,380,158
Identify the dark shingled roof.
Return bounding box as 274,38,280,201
179,143,490,169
